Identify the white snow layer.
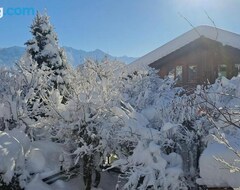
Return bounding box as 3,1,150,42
129,25,240,70
26,175,52,190
0,129,70,185
197,135,240,188
25,172,120,190
0,131,25,183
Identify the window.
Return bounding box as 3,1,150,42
167,68,175,79
188,65,197,82
218,64,227,77
176,66,183,82
167,66,183,82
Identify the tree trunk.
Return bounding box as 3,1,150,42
83,155,93,190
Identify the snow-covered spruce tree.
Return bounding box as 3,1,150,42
25,11,71,103
0,11,70,132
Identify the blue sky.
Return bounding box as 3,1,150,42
0,0,240,57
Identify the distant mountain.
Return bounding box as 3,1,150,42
63,46,136,66
0,46,25,67
0,46,137,67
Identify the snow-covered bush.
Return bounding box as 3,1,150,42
122,67,177,112
197,132,240,188
112,140,187,190
47,59,130,189
195,76,240,188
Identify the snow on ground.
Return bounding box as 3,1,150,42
25,174,83,190
0,129,72,187
64,171,124,190
0,129,26,183
25,171,123,190
197,135,240,188
0,129,123,190
26,174,52,190
26,140,71,176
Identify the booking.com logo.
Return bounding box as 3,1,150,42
0,7,35,18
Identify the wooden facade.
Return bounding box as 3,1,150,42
149,36,240,88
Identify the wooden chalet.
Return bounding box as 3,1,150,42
130,25,240,88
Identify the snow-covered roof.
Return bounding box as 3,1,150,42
129,25,240,70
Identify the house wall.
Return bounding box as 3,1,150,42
149,37,240,88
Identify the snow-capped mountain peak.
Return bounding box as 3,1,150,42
0,46,137,67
